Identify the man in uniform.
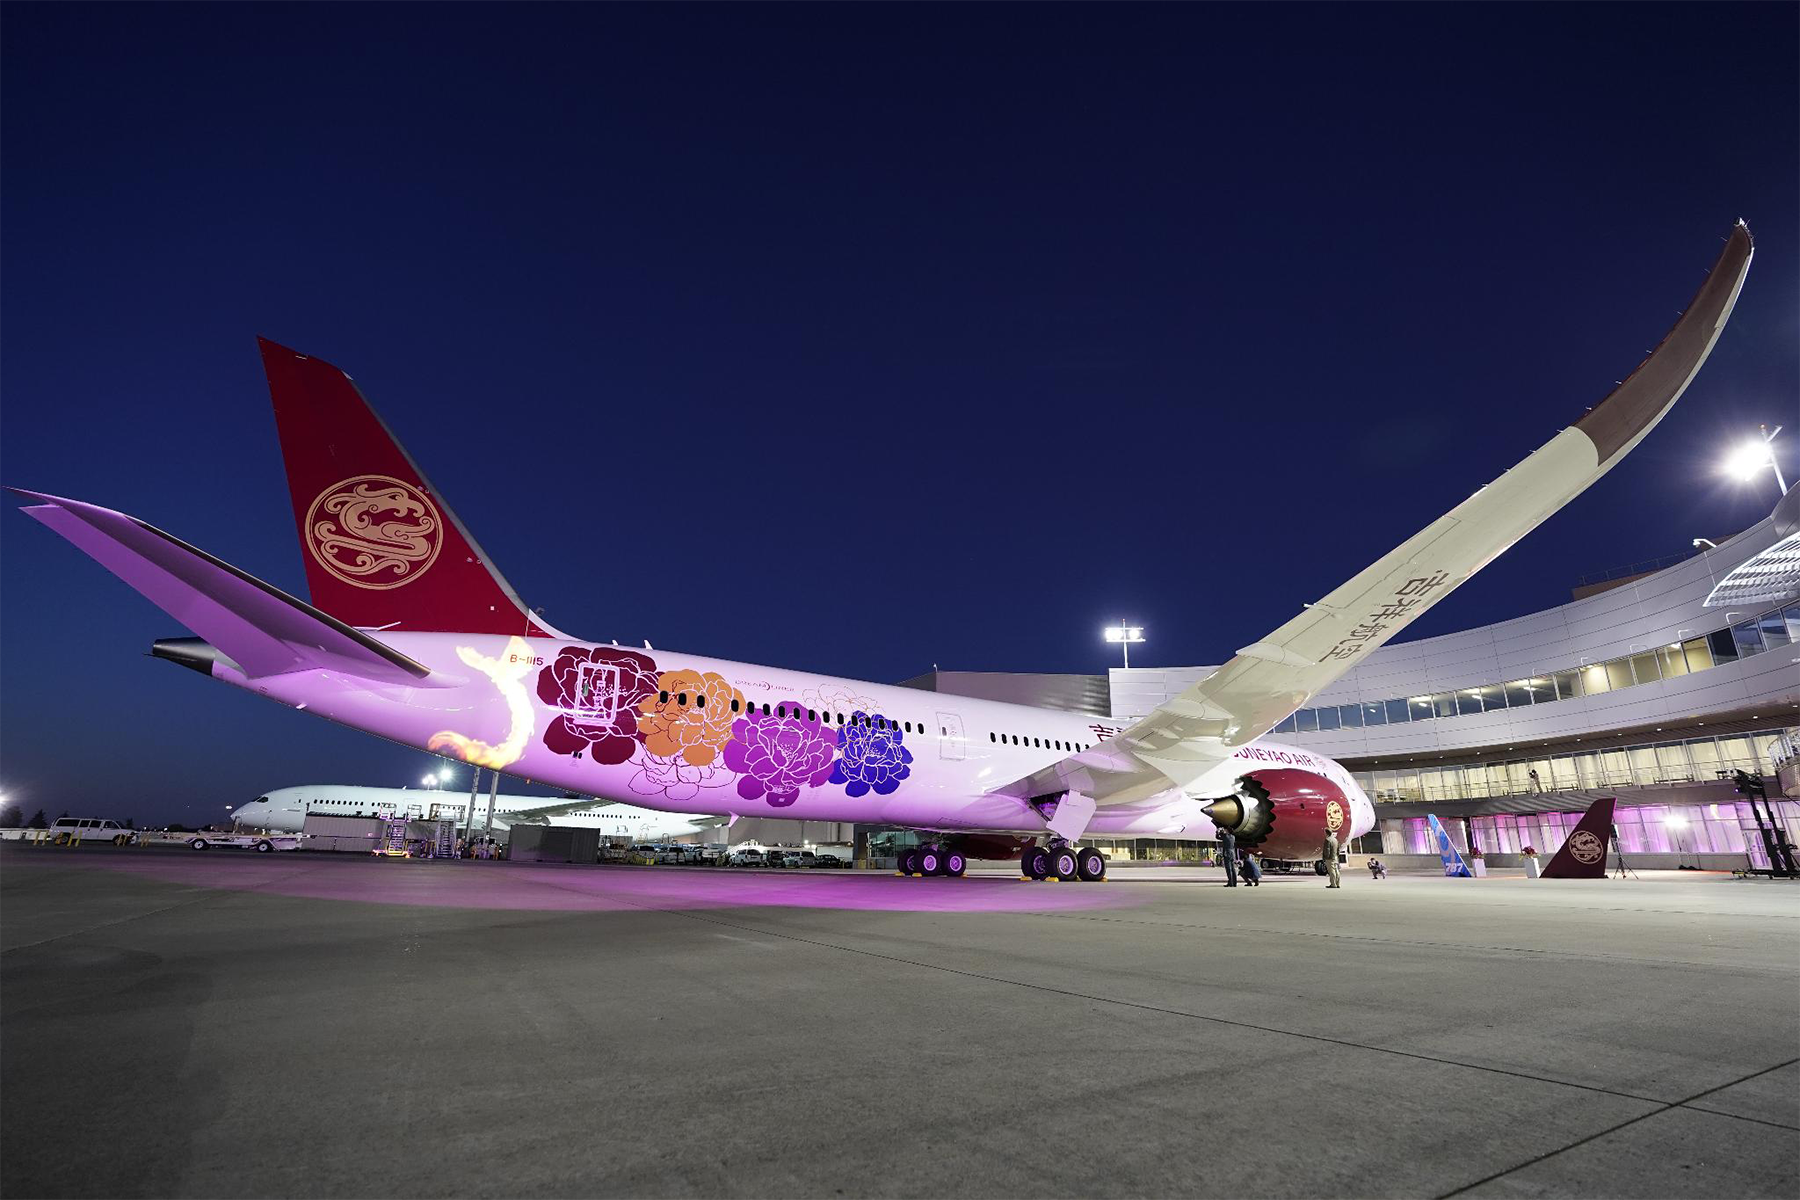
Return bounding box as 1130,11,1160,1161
1323,831,1341,888
1219,827,1238,887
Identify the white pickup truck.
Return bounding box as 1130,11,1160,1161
176,832,301,853
46,818,138,845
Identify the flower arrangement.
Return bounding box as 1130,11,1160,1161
1521,845,1539,859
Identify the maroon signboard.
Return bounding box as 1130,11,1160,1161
1541,798,1617,879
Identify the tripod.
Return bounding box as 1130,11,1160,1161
1610,824,1639,880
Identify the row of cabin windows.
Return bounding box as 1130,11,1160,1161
990,732,1091,753
652,693,932,735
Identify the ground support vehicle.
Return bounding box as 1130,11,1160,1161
174,832,300,853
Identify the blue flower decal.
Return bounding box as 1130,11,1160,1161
830,711,914,797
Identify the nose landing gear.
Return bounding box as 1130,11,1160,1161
1021,842,1107,881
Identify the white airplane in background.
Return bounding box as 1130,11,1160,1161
15,224,1752,881
229,786,713,840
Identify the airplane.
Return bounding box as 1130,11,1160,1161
14,223,1753,882
229,785,714,840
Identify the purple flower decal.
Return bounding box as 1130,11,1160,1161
537,646,658,766
721,700,838,807
830,711,913,797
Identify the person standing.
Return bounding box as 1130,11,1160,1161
1323,831,1341,888
1219,828,1239,887
1528,768,1542,795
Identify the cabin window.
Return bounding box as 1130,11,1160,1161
678,693,688,706
659,691,669,703
731,699,741,713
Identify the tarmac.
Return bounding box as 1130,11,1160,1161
2,846,1795,1199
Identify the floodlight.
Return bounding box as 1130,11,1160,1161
1662,812,1689,828
1724,441,1771,480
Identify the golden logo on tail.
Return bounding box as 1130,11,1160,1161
305,474,442,590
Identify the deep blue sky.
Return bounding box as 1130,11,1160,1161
3,4,1795,825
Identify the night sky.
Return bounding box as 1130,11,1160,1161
3,5,1795,826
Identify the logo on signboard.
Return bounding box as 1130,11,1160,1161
1567,830,1606,865
305,475,442,590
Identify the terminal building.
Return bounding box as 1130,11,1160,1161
906,485,1800,870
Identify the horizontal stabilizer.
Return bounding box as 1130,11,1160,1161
13,489,445,687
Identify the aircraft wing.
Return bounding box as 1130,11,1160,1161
997,222,1753,810
13,489,448,687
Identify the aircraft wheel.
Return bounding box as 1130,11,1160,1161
917,846,944,876
1049,846,1080,881
255,840,274,853
190,838,209,851
897,848,918,876
1314,859,1328,875
944,851,967,877
1077,848,1107,882
1022,846,1049,880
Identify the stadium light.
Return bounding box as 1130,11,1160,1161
1723,425,1787,493
1103,622,1145,669
421,774,439,789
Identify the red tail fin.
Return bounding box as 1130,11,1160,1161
258,338,560,638
1540,797,1616,879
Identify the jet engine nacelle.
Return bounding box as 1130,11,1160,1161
1202,768,1352,863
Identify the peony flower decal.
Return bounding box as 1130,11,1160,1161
629,751,737,804
537,646,659,765
721,700,839,807
534,653,924,806
830,710,914,797
637,669,744,767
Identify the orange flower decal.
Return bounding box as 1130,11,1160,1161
638,669,744,766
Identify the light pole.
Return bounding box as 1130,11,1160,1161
1103,622,1145,669
1722,425,1787,494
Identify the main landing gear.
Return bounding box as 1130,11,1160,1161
895,843,968,878
1021,842,1106,882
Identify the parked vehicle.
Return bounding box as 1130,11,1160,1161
769,850,814,869
182,832,300,852
47,818,137,846
726,848,767,867
812,853,846,869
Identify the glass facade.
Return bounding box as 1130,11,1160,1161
1270,603,1800,737
1353,728,1798,804
1387,800,1800,868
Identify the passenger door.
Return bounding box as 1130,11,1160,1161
936,711,966,761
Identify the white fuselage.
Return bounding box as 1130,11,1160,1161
216,633,1376,846
230,785,712,839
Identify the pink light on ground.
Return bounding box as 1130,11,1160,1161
59,856,1141,915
